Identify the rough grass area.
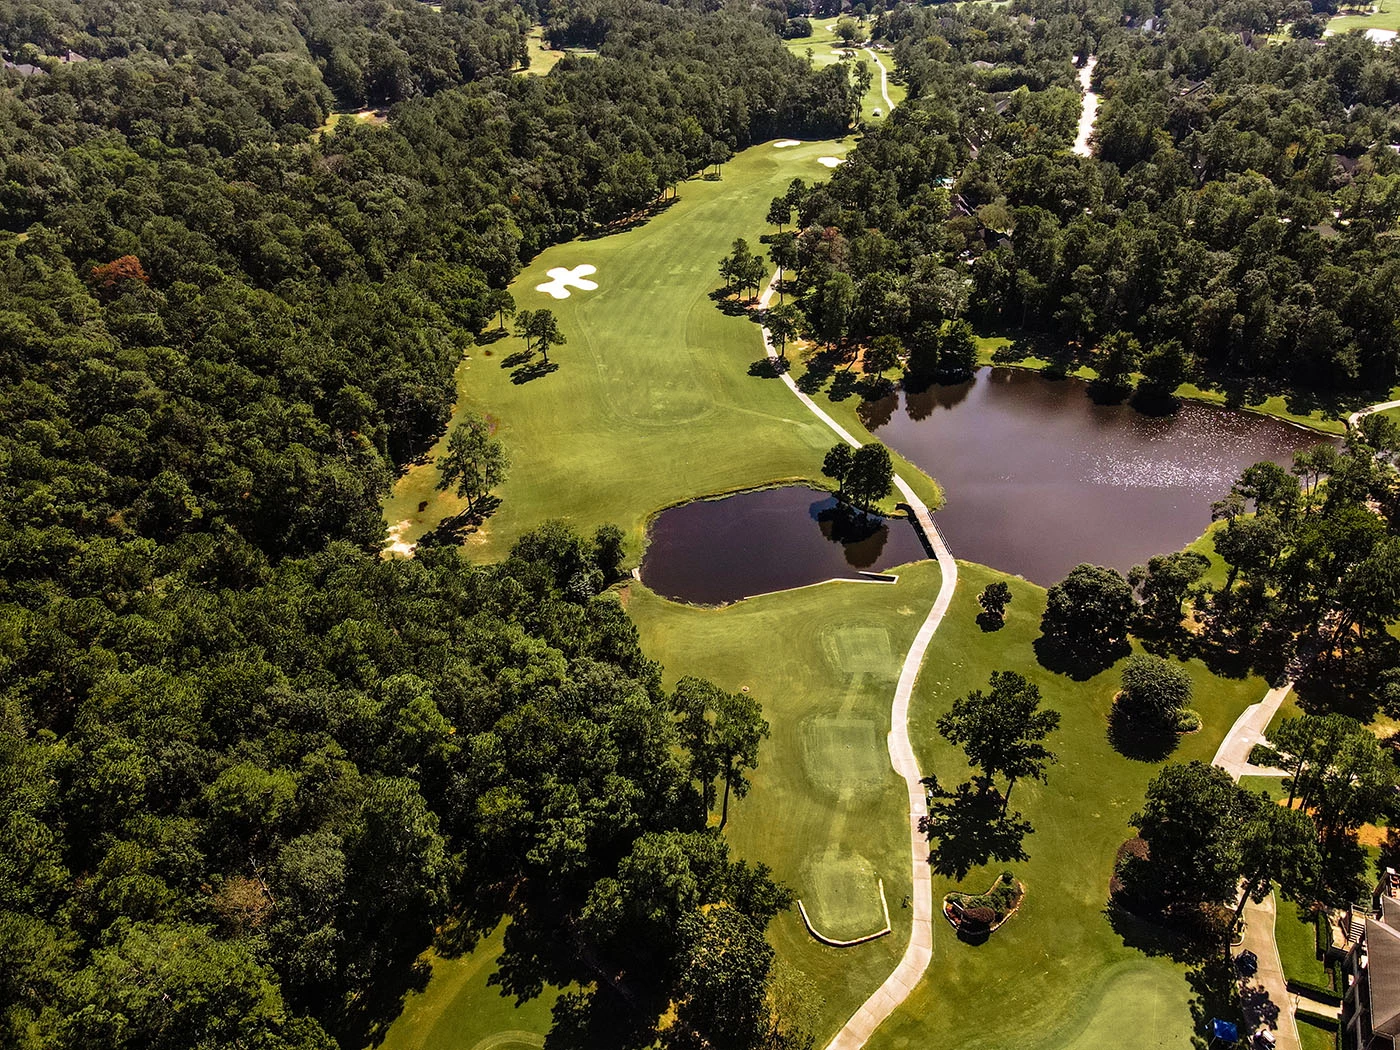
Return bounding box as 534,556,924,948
1275,898,1332,990
628,561,942,1040
378,923,558,1050
382,138,875,560
870,561,1269,1050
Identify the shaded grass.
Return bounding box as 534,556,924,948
1275,898,1331,989
382,138,871,560
378,923,557,1050
871,561,1269,1050
1297,1013,1339,1050
627,562,943,1040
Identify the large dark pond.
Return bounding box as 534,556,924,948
640,486,929,605
859,368,1338,585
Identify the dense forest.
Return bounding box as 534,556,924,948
0,0,861,1047
786,0,1400,397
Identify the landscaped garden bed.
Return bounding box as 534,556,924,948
943,871,1025,942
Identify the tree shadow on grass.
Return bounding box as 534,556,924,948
1033,634,1129,681
1107,704,1180,762
511,360,560,384
828,369,859,402
975,611,1005,633
748,357,788,378
501,348,536,368
706,287,753,316
920,777,1031,880
582,195,679,240
416,495,503,547
477,328,510,345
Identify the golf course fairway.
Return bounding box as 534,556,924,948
383,138,868,560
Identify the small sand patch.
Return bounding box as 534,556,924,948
817,156,844,168
1365,27,1397,43
774,139,802,148
536,264,597,299
384,520,416,558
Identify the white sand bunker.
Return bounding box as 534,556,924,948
384,520,415,558
774,139,802,148
536,264,598,299
1365,27,1397,43
817,156,844,168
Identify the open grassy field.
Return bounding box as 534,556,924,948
516,25,596,76
781,22,904,122
864,561,1269,1050
1275,898,1330,989
1329,0,1400,35
628,562,942,1039
383,138,872,560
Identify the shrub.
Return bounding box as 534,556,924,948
1176,708,1202,733
1117,654,1192,733
962,905,995,928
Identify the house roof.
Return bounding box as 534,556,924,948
1367,917,1400,1037
2,60,46,76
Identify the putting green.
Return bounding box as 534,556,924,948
800,715,888,798
803,850,888,941
382,138,881,560
628,563,938,1040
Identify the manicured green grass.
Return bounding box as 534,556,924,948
516,26,596,76
781,22,901,123
628,561,942,1039
868,561,1269,1050
1297,1014,1339,1050
1329,0,1400,35
1275,898,1331,989
378,923,558,1050
382,138,870,560
1240,775,1288,801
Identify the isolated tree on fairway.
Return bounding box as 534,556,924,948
720,238,764,300
526,309,566,364
766,303,801,361
489,288,516,330
513,308,535,350
1038,563,1135,670
937,670,1060,813
846,443,893,511
1116,654,1192,735
436,413,508,512
822,443,853,498
978,581,1013,627
707,140,732,176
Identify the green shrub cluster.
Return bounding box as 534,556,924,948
949,871,1022,922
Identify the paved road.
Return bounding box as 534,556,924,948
758,274,957,1050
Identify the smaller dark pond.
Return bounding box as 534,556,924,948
640,485,929,605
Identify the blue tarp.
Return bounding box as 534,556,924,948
1210,1019,1239,1043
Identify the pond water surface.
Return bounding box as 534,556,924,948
859,368,1338,585
640,486,929,605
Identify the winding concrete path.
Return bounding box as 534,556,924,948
1348,399,1400,429
759,273,958,1050
864,48,894,111
1212,682,1293,780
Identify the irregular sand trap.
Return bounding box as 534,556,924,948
817,156,844,168
536,264,597,299
384,520,415,558
1365,27,1398,43
774,139,802,148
